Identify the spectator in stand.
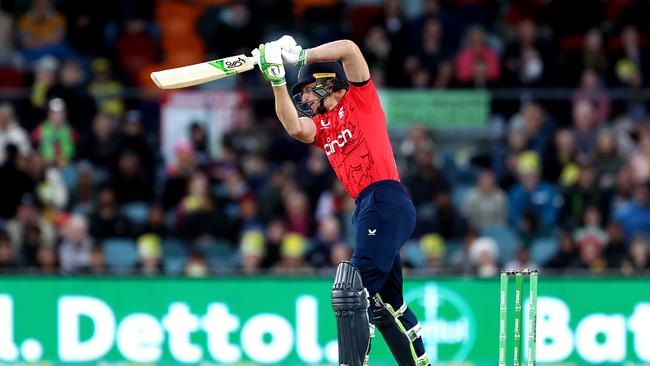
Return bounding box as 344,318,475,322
184,250,209,277
115,19,157,84
406,17,449,89
17,0,72,60
572,69,610,125
566,28,608,84
0,5,16,65
271,232,312,275
546,231,579,270
188,122,210,168
574,206,608,251
468,236,498,277
47,59,97,134
504,247,539,271
88,185,133,240
284,191,312,237
614,181,650,243
508,151,559,237
58,214,94,274
6,193,56,265
418,233,445,272
261,218,286,269
409,0,455,51
32,98,76,166
593,128,624,190
629,127,650,184
502,19,551,87
117,110,155,175
240,229,265,274
222,103,268,156
372,0,409,87
361,25,391,86
455,26,501,86
136,233,162,276
491,125,528,190
0,230,15,270
574,235,607,274
330,242,352,267
0,145,33,219
36,244,57,274
137,203,168,238
88,58,124,119
605,221,627,269
621,235,650,275
68,161,96,214
163,142,197,209
235,193,263,233
29,56,58,123
89,245,105,275
509,102,555,158
110,150,153,204
449,227,479,274
201,2,259,59
561,165,611,230
24,151,68,211
0,103,31,165
543,128,578,185
572,100,598,164
461,170,507,229
611,164,635,213
427,189,467,240
79,111,119,171
307,215,342,268
405,147,449,210
175,172,232,244
613,25,649,87
298,148,333,210
399,124,436,168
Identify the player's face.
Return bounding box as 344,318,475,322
301,82,320,114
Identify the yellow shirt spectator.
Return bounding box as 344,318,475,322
18,1,66,49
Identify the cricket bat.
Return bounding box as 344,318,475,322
150,54,256,89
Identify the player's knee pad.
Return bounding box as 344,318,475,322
371,295,430,366
332,261,371,366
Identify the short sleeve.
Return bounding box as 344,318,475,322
308,117,324,149
347,79,380,112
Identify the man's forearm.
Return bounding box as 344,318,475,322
303,40,370,82
272,86,314,143
305,40,357,64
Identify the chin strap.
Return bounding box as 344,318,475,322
317,98,327,114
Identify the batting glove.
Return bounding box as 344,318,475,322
275,35,307,66
252,42,286,86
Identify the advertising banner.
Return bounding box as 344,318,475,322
379,90,490,129
0,276,648,365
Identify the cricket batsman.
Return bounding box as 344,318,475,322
252,36,430,366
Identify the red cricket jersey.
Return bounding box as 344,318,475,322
311,79,400,199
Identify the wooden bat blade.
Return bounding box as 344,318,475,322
150,54,255,89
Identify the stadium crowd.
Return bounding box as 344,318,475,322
0,0,649,276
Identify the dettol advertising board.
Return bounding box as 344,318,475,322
0,276,648,365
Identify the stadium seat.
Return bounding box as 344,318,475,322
197,240,238,273
103,238,139,274
162,238,188,275
530,237,559,267
444,240,464,263
452,184,473,209
402,240,424,268
121,202,149,225
481,226,521,265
